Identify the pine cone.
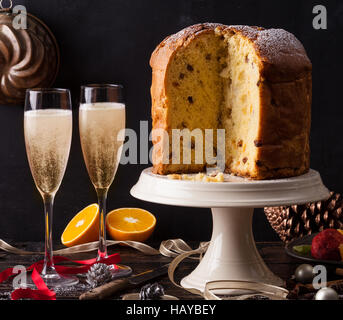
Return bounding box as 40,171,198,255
86,263,113,288
265,191,343,243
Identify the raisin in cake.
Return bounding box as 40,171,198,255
150,23,312,180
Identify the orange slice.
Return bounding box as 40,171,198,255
61,204,99,247
106,208,156,242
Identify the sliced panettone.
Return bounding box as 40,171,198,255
150,23,312,180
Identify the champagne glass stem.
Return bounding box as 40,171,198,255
42,193,56,275
96,188,108,260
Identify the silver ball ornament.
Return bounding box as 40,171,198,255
315,287,339,300
294,264,314,284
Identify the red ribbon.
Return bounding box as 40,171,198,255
0,253,120,300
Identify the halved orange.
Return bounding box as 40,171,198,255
61,204,99,247
106,208,156,242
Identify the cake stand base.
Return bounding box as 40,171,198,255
181,207,283,293
131,168,329,294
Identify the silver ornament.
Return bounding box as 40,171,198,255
294,264,314,284
315,287,339,300
139,283,165,300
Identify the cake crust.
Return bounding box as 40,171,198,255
150,23,312,180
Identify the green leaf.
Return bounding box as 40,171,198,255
293,245,312,255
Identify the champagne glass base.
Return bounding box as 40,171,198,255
110,264,132,279
22,272,79,289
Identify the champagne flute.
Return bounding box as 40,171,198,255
79,84,125,261
24,88,78,288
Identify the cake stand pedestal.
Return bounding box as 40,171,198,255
130,168,329,292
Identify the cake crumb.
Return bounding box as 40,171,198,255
167,172,224,182
167,174,182,180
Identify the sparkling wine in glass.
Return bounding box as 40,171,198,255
24,88,78,288
79,84,125,260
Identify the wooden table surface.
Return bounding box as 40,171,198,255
0,241,307,300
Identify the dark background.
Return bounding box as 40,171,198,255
0,0,341,243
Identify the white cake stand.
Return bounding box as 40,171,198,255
130,168,329,292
